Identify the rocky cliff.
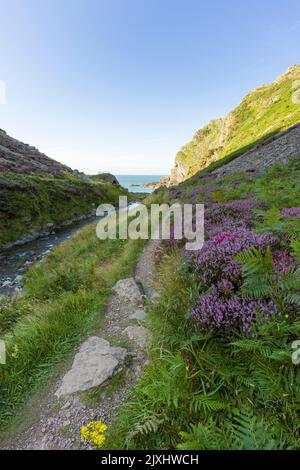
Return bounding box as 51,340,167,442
170,65,300,183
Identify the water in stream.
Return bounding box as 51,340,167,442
0,202,141,298
0,216,98,297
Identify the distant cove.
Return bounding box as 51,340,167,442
116,175,167,193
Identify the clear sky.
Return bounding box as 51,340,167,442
0,0,299,175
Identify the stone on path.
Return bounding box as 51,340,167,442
129,309,147,321
123,326,151,349
112,278,143,305
55,337,127,397
143,286,159,299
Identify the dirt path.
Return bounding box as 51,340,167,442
0,240,159,450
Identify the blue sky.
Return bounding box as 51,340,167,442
0,0,299,175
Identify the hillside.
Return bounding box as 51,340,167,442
103,155,300,451
0,130,129,249
0,129,73,176
171,65,300,183
1,76,300,451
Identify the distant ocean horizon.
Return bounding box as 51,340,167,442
116,175,167,193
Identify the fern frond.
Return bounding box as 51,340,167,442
232,411,277,450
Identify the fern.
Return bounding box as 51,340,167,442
230,338,272,357
129,413,167,440
189,394,228,414
232,411,277,450
236,244,300,315
236,246,275,299
291,239,300,263
177,421,231,450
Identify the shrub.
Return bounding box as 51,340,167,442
189,228,277,288
191,280,278,334
281,207,300,217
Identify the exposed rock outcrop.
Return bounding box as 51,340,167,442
169,65,300,183
213,122,300,176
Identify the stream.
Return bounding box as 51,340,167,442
0,202,140,298
0,216,100,298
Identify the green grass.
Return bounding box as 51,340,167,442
104,157,300,450
105,253,300,450
79,369,128,409
0,221,146,427
175,65,300,179
0,172,132,246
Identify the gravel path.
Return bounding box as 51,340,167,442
0,241,159,450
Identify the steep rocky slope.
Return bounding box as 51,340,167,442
171,65,300,183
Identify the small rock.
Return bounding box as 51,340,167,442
55,337,127,397
61,400,71,410
129,309,147,321
143,286,159,299
112,278,143,306
123,326,151,349
1,280,11,288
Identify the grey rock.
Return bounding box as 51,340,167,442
214,123,300,177
55,337,127,397
1,280,11,288
123,326,151,349
112,278,143,306
143,286,159,299
61,401,71,410
129,309,147,321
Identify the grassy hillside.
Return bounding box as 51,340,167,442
0,128,132,247
172,65,300,181
0,222,146,426
106,156,300,450
0,172,131,247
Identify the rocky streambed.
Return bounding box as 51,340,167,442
0,202,140,299
0,215,98,298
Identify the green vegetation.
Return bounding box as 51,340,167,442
105,157,300,450
79,369,127,409
1,84,300,449
0,172,131,247
89,173,120,185
0,221,146,426
174,65,300,179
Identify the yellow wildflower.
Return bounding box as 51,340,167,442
80,421,108,449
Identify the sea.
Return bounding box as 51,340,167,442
116,175,167,193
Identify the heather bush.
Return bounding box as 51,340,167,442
205,198,262,227
281,207,300,217
187,187,204,202
191,279,277,334
190,228,277,288
237,244,300,316
106,158,300,451
273,249,298,274
170,188,183,199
